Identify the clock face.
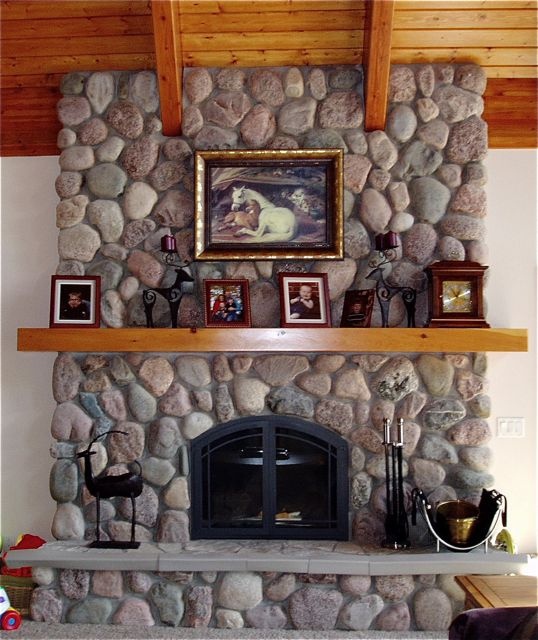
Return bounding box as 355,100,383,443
442,280,473,313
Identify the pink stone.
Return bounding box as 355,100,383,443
92,570,123,598
112,598,155,626
127,249,165,288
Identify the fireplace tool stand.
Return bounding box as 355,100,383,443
382,418,410,549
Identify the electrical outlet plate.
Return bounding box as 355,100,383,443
497,417,525,438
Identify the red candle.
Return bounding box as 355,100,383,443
384,231,399,249
161,234,176,253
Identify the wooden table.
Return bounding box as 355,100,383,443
456,574,538,609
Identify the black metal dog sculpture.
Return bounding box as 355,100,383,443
367,264,417,328
76,430,143,549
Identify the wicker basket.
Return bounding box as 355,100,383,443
0,575,34,616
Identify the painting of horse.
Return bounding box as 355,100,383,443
230,186,298,243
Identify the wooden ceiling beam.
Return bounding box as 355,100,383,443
363,0,395,131
151,0,182,136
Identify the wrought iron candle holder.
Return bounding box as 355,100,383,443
367,232,417,328
142,234,194,328
382,418,410,550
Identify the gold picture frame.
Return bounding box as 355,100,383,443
194,148,343,261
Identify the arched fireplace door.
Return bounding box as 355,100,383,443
191,416,349,540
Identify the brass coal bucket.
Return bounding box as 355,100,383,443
436,500,479,545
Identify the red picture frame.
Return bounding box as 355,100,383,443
204,279,252,328
278,272,331,328
49,275,101,328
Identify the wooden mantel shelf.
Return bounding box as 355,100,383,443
17,327,527,354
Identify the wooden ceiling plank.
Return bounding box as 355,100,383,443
151,0,182,137
394,8,538,30
0,1,151,21
363,0,395,131
182,49,363,68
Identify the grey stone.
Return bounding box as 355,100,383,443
215,608,244,629
123,219,156,249
205,91,251,127
51,401,93,441
130,70,159,112
59,145,95,171
447,419,491,446
182,412,213,440
419,434,458,465
454,64,487,95
235,377,270,415
308,68,327,100
109,356,135,386
451,183,487,217
185,68,213,103
459,446,491,471
217,572,263,610
339,575,371,597
66,598,112,624
339,594,384,630
150,582,185,627
440,213,486,241
267,387,315,418
253,355,309,386
368,168,391,190
376,602,411,631
61,72,86,95
241,104,276,148
303,128,347,151
127,249,165,287
193,125,239,150
446,116,488,163
416,97,439,122
163,477,190,510
344,218,371,260
55,172,83,198
351,510,384,546
215,383,235,422
414,587,455,630
150,161,186,192
57,96,92,126
334,368,370,401
108,421,145,463
57,127,77,148
386,104,417,142
399,140,443,178
96,136,125,162
439,235,466,261
468,393,491,418
87,163,127,198
212,354,233,383
51,503,85,540
88,199,124,242
157,510,190,544
288,587,343,630
351,471,372,508
402,222,437,264
368,130,398,169
148,417,182,458
154,190,194,229
416,65,435,97
433,85,484,123
417,354,454,396
373,356,419,402
423,398,466,431
124,181,158,219
118,484,159,527
216,68,246,91
245,604,287,629
175,355,211,387
389,67,417,102
410,176,451,223
122,136,160,181
58,223,102,262
314,399,354,436
106,101,144,139
359,188,393,233
112,598,155,625
319,91,363,129
86,72,115,113
343,154,372,194
52,354,83,403
50,459,78,503
417,119,450,149
128,571,153,594
410,458,446,491
278,97,317,136
30,588,64,623
265,574,296,601
184,585,212,628
249,70,285,107
127,382,157,422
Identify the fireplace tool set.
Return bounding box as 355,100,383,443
382,418,410,549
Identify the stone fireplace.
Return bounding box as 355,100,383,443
11,61,526,632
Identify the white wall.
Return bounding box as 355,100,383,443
1,151,536,552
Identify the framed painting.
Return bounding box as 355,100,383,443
50,275,101,328
340,289,375,328
278,272,331,328
204,279,252,328
194,148,343,261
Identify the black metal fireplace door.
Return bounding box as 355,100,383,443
190,415,349,540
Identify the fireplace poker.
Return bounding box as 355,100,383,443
396,418,410,547
382,418,396,546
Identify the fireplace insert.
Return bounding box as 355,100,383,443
190,416,349,539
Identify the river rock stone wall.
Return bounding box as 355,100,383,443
41,62,490,629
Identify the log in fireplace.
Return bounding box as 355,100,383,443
191,416,349,540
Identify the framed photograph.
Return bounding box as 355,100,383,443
204,279,252,328
194,148,343,261
340,289,375,328
279,272,331,328
50,275,100,328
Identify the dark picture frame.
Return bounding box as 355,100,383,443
340,289,375,328
204,279,252,328
194,148,344,261
50,275,101,328
278,272,331,328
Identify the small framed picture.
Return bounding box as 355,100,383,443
278,272,331,328
340,289,375,328
50,275,101,328
204,279,251,328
